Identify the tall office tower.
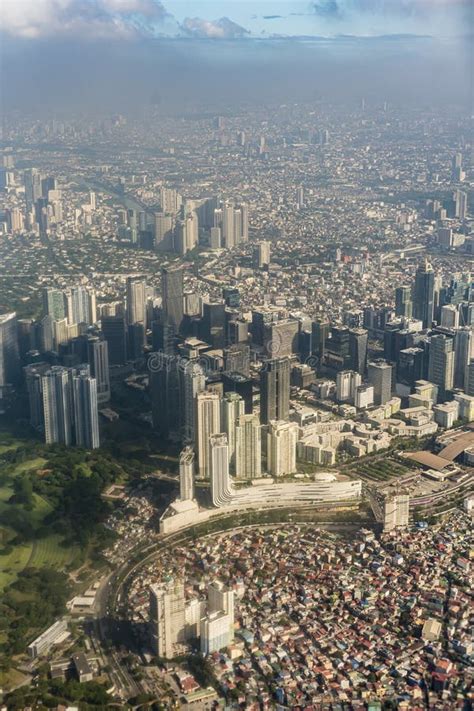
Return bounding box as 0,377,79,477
179,446,195,501
236,414,261,480
42,367,73,445
267,420,298,477
467,360,474,396
196,392,221,478
454,328,474,391
296,185,304,209
53,318,69,349
126,276,146,328
222,372,253,414
395,286,413,318
263,319,300,358
440,304,460,329
451,152,463,181
239,203,249,243
222,287,240,309
397,347,425,389
181,211,199,254
207,581,234,643
413,261,436,328
101,315,127,365
228,319,249,346
24,168,42,209
311,319,330,362
221,202,235,248
162,265,184,332
17,319,34,360
452,189,467,220
383,494,410,532
160,187,182,215
336,370,361,403
154,211,174,250
151,353,182,439
428,334,455,398
223,343,250,377
209,433,233,507
221,392,245,472
202,301,226,348
42,288,66,321
152,320,176,355
348,328,368,375
256,241,271,268
127,209,138,244
24,363,50,430
326,325,351,370
87,337,110,404
259,357,290,424
39,315,54,353
149,579,186,659
127,322,145,360
72,368,100,449
67,287,95,326
182,360,206,442
210,226,221,249
368,360,393,405
0,313,20,398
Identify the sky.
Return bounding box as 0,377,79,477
0,1,470,115
0,0,470,40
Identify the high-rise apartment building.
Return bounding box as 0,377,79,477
196,392,221,478
395,286,413,318
267,420,298,477
235,414,261,480
383,494,410,532
149,579,186,659
221,392,245,472
41,366,73,446
179,446,195,501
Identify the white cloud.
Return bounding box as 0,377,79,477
180,16,250,39
0,0,168,39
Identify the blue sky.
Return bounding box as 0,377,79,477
0,0,470,40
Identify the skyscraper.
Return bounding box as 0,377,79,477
259,357,290,424
149,579,186,658
42,366,73,445
126,276,146,328
42,288,66,321
72,368,100,449
0,313,20,396
196,391,221,478
162,265,184,332
179,446,195,501
454,328,473,391
413,261,436,329
235,414,261,480
267,420,298,477
151,353,182,439
348,328,368,375
428,334,455,399
209,433,233,507
368,360,393,406
101,315,127,365
221,392,245,472
181,360,206,442
87,337,110,404
395,286,413,318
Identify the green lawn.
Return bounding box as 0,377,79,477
0,451,71,591
29,534,79,570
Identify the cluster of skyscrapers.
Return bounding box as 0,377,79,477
149,578,234,658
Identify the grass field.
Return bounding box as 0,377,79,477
0,447,75,591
